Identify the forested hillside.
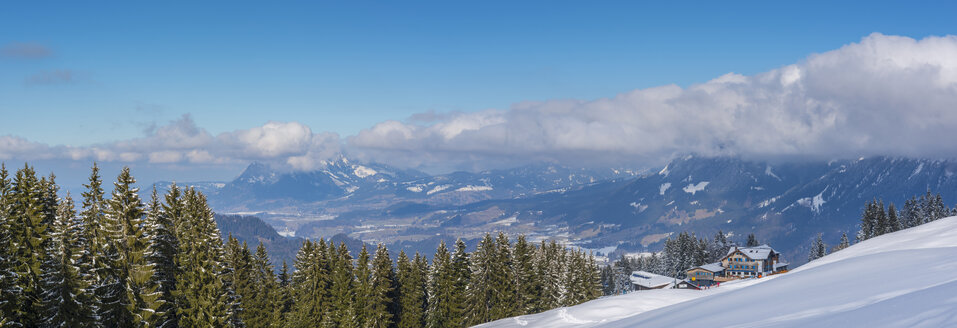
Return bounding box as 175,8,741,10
0,163,602,327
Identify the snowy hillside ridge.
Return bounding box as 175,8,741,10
478,215,957,327
794,215,957,273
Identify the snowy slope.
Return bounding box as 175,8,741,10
479,216,957,327
476,278,765,328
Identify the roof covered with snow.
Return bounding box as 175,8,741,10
629,270,675,288
725,245,777,260
691,262,725,273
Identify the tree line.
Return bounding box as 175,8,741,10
0,163,602,327
809,190,955,262
857,190,954,242
270,232,602,328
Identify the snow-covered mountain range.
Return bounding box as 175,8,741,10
169,156,957,264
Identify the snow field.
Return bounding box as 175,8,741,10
480,216,957,327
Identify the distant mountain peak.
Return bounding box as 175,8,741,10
237,162,278,184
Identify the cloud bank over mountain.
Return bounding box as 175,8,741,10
3,33,957,172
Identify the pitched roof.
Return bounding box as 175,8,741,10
629,270,675,288
691,262,725,273
725,245,777,260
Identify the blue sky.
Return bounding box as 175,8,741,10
3,1,957,185
3,1,955,145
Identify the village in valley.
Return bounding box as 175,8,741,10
630,245,789,291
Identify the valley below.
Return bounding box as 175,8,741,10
177,155,957,266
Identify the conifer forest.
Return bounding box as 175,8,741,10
0,163,603,327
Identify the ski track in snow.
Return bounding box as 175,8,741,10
557,308,594,324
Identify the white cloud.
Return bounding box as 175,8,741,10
3,33,957,172
0,135,57,160
218,121,314,158
148,151,183,163
0,114,342,171
347,33,957,169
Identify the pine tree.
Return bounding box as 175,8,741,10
288,238,333,328
902,197,919,229
411,253,429,326
288,240,317,328
8,165,53,326
562,250,585,306
933,193,948,221
584,252,603,301
492,232,517,318
466,233,497,325
353,243,372,326
40,193,97,327
147,185,179,328
250,242,279,328
874,200,888,237
329,242,357,328
0,164,18,323
396,251,426,328
97,240,131,327
858,200,877,241
808,233,828,262
599,264,614,296
366,244,395,328
832,232,851,252
79,164,121,326
609,256,634,295
511,235,539,314
425,241,455,328
709,230,730,263
277,260,294,319
886,203,901,234
224,237,253,327
311,238,332,324
746,233,759,247
174,188,235,327
536,240,563,311
920,190,934,224
695,238,709,267
449,239,470,326
107,167,161,326
661,232,703,278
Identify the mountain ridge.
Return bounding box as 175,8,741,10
167,155,957,265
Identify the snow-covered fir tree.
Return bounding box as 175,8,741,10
511,235,539,313
329,242,357,327
832,232,851,253
146,185,179,328
175,188,236,327
425,241,455,328
746,233,759,247
7,165,53,326
808,233,828,262
0,164,21,324
107,167,161,326
40,193,96,327
0,162,611,328
366,244,396,328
